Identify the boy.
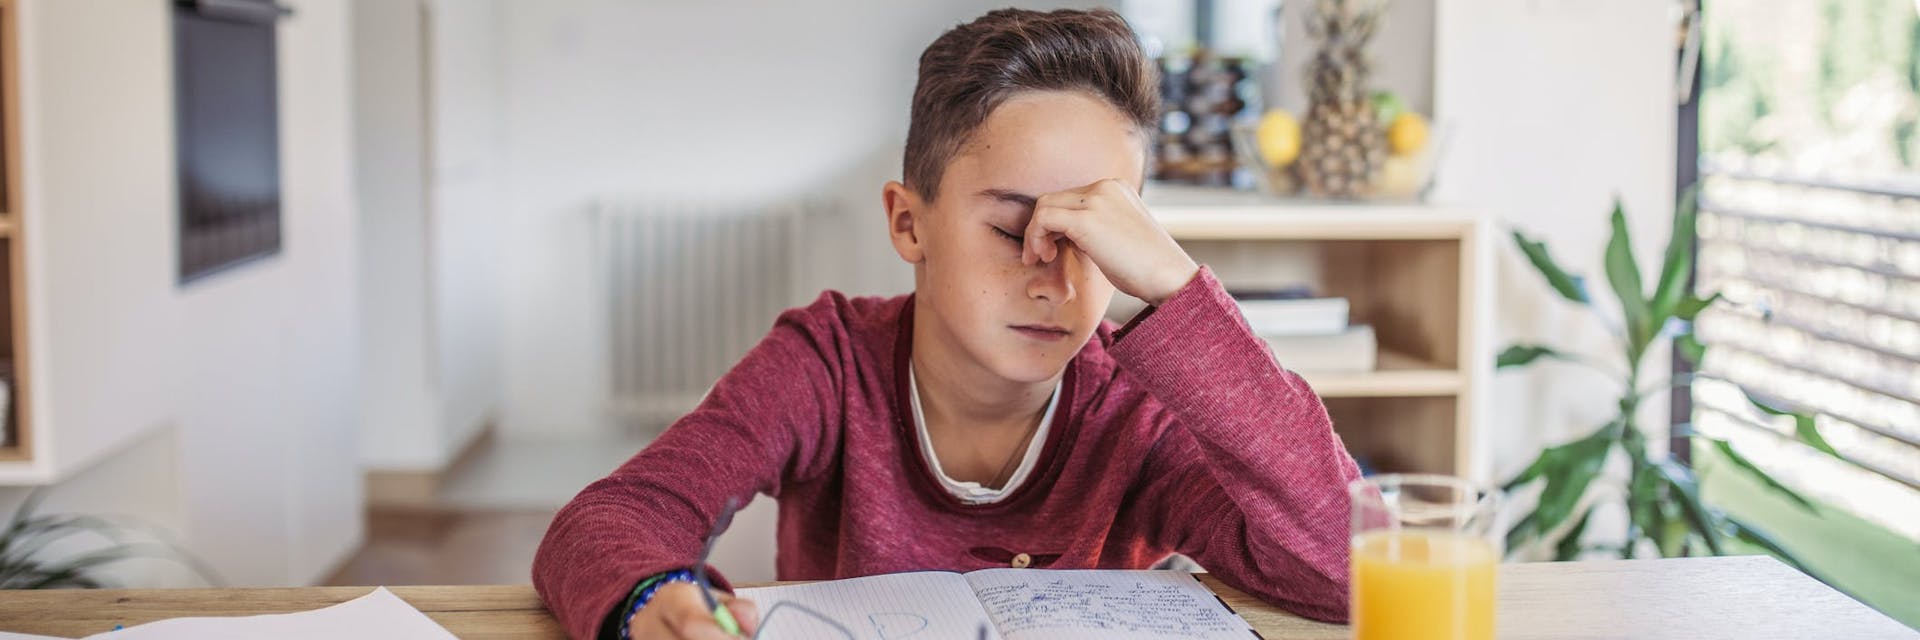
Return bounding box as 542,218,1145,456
533,8,1360,639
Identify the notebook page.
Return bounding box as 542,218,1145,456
736,572,1000,640
69,587,457,640
963,570,1254,640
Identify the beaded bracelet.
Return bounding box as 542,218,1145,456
618,568,698,640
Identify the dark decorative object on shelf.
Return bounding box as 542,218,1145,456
1152,50,1258,188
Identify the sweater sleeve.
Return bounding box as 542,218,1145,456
531,302,845,640
1107,266,1361,623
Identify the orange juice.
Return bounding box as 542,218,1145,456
1351,530,1496,640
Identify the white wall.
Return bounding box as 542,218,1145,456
0,0,363,587
22,0,181,485
353,0,441,470
494,0,1102,438
1432,0,1678,502
424,0,506,463
352,0,504,471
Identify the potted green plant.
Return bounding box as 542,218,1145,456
0,490,220,589
1498,191,1831,565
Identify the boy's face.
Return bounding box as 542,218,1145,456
885,91,1146,384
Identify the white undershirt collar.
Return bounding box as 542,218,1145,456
907,364,1059,505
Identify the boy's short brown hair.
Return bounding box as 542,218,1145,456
904,8,1160,200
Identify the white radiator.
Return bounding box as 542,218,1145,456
597,199,813,424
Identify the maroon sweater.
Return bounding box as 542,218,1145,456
532,267,1361,639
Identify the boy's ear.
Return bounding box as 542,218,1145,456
882,180,927,264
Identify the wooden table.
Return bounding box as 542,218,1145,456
0,556,1911,639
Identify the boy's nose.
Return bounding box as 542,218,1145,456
1026,244,1078,304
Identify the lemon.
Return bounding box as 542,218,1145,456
1380,156,1419,197
1388,112,1429,156
1255,109,1302,168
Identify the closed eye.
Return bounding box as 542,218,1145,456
991,226,1023,244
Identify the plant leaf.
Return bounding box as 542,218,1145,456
1626,462,1664,559
1676,292,1724,322
1655,494,1689,557
1555,507,1595,561
12,542,176,589
1650,186,1700,325
1502,421,1615,493
1707,439,1818,513
1498,344,1560,368
1656,460,1726,556
1512,230,1591,305
16,513,138,545
22,551,134,584
1504,511,1539,558
3,514,139,572
0,489,49,559
42,574,104,589
1503,455,1547,493
1497,422,1620,553
19,566,95,590
1604,199,1654,357
1746,394,1843,459
1724,515,1810,572
1533,425,1616,536
0,500,227,589
1677,332,1707,365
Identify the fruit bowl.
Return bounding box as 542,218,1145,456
1231,107,1442,203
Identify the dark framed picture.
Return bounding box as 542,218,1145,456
173,0,291,283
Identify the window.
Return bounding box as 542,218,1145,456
1689,0,1920,625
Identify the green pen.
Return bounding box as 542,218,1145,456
694,497,744,637
709,604,741,637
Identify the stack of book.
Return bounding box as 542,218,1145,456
1232,286,1376,373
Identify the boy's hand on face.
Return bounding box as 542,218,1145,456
1024,178,1199,305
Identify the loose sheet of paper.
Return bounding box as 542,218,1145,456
737,572,999,640
55,587,458,640
964,569,1253,640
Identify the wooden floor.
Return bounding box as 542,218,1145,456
325,508,557,586
326,429,788,588
323,432,659,586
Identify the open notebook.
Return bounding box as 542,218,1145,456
735,569,1260,640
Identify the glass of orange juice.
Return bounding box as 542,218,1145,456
1348,474,1503,640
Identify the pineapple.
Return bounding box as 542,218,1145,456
1294,0,1389,199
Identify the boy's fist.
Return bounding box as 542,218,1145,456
623,581,760,639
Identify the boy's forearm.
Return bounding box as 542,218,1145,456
533,473,728,640
1108,265,1360,618
1106,265,1359,493
533,412,770,639
533,310,832,638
